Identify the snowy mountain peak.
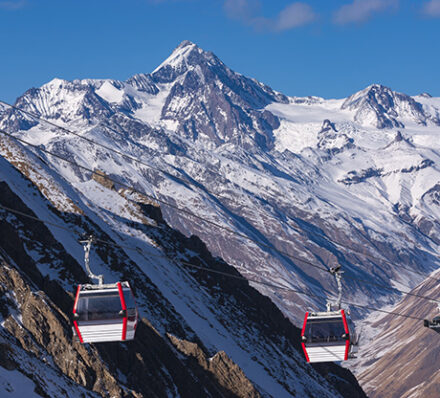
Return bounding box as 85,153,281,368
341,83,433,129
419,92,432,98
142,41,288,149
152,40,220,83
45,77,67,88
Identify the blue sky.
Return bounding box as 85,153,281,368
1,0,440,102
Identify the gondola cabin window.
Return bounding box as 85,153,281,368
304,318,347,343
76,292,123,321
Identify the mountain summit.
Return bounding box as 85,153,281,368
151,40,218,82
150,40,288,149
341,83,435,128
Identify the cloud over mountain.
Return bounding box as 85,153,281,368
223,0,316,31
333,0,398,25
421,0,440,17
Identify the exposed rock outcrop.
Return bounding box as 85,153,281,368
168,334,261,398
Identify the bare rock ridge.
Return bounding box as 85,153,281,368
167,334,261,398
92,169,115,190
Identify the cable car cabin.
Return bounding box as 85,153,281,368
72,281,138,343
424,316,440,333
301,309,358,363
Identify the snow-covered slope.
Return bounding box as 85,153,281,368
1,40,440,396
0,132,365,396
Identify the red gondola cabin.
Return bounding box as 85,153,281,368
301,309,358,363
73,281,138,343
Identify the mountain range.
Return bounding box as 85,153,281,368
1,40,440,397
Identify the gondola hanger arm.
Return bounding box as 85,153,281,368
327,265,344,311
79,235,104,285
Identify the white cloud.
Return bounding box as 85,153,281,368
223,0,261,22
333,0,398,25
274,3,316,31
0,0,26,10
223,1,316,32
421,0,440,17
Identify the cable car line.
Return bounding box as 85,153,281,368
0,202,437,317
0,100,166,179
120,245,428,321
1,99,436,286
0,128,332,276
1,128,440,307
0,203,74,233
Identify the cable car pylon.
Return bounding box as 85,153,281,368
301,265,358,363
72,236,139,343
